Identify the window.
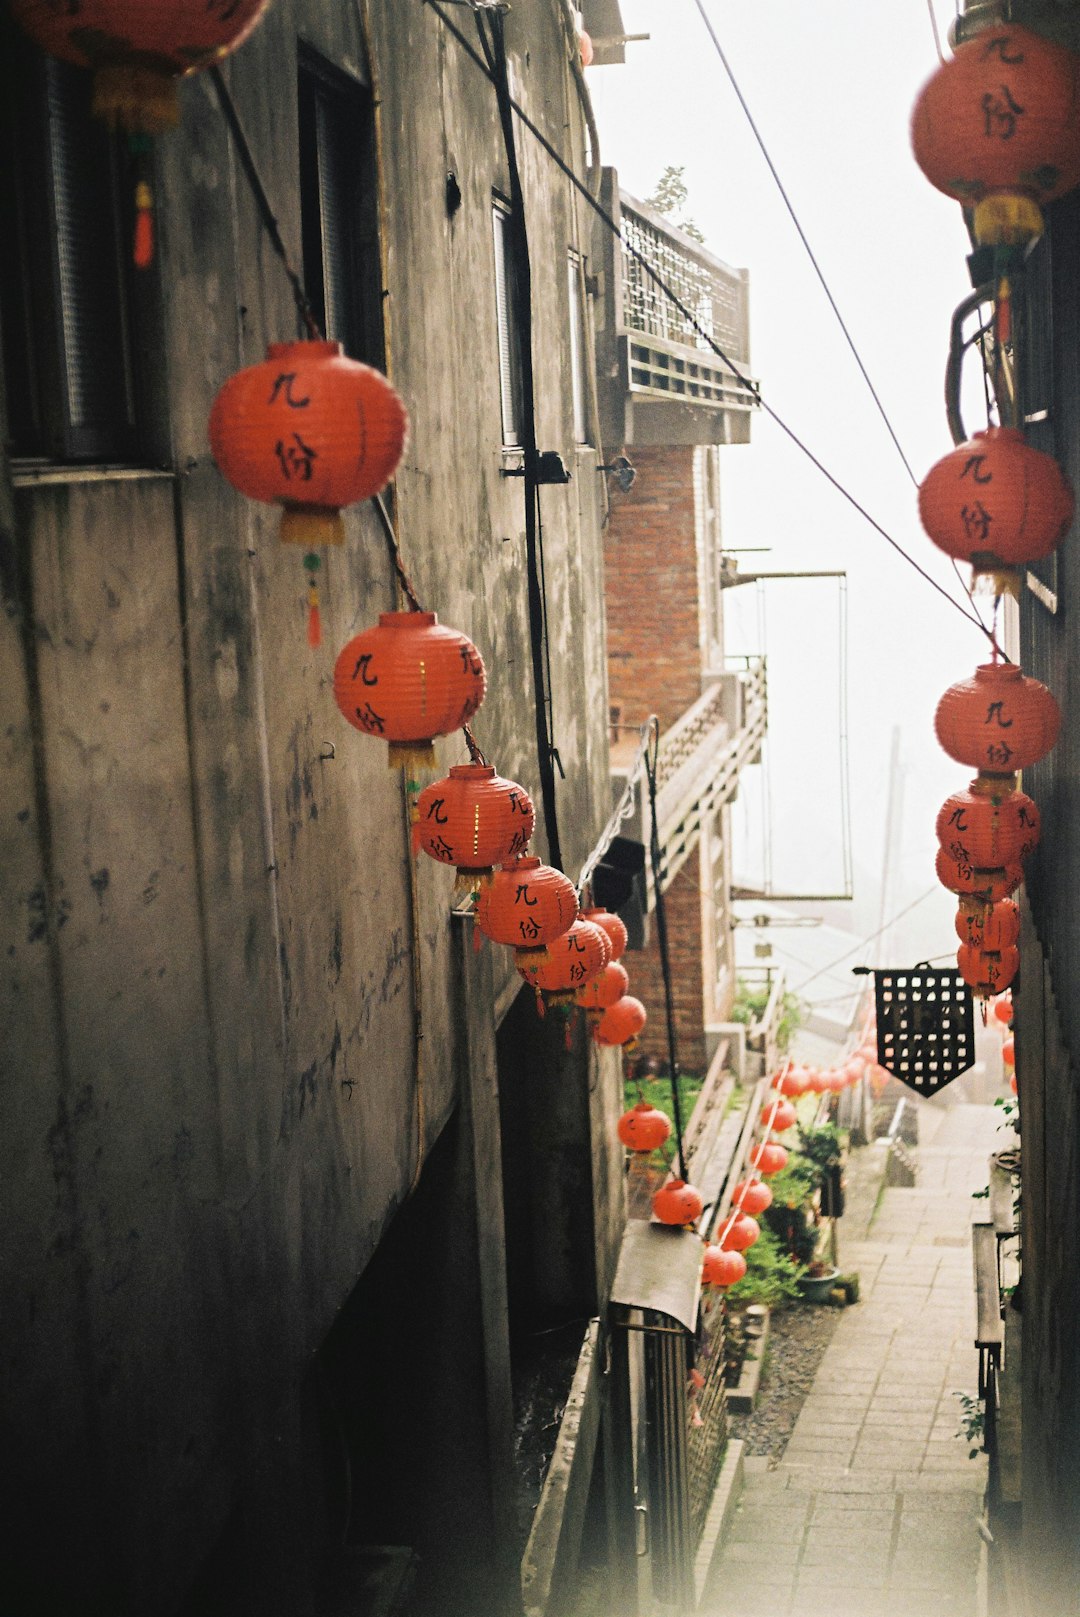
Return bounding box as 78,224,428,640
567,251,590,446
492,200,523,446
298,50,381,367
0,21,151,463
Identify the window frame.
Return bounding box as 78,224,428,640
297,45,382,370
567,249,591,447
492,197,523,449
0,25,159,467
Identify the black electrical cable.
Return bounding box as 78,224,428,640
209,66,321,340
690,0,919,491
423,0,997,649
644,723,687,1182
477,5,564,871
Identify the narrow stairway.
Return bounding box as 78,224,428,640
702,1102,1005,1617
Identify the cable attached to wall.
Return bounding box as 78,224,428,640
475,4,565,872
424,0,999,651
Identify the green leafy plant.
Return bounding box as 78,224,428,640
729,978,807,1054
954,1391,986,1458
796,1121,844,1178
759,1155,820,1267
724,1226,804,1309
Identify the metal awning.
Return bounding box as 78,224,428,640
610,1221,702,1333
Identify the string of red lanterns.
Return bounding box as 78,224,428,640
912,23,1080,1038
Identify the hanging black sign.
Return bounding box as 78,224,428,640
866,963,975,1097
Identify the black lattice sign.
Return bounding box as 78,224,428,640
873,965,975,1097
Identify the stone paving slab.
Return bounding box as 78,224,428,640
701,1098,997,1617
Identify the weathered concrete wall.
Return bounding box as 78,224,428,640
0,2,617,1610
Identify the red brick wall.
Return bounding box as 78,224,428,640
604,445,702,733
626,846,707,1075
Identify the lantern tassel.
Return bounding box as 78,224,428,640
387,741,438,773
133,181,155,269
303,551,322,649
307,581,322,648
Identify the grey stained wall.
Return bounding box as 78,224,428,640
0,3,620,1612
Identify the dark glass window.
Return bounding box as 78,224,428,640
0,19,150,463
298,51,381,367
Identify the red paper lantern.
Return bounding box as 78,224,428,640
993,994,1014,1026
578,28,595,67
416,764,534,891
594,995,647,1048
912,25,1080,244
474,856,578,965
936,847,1023,904
958,943,1020,996
11,0,271,130
519,918,609,1006
580,906,628,962
760,1097,797,1133
749,1141,788,1177
333,612,485,770
823,1070,848,1095
805,1068,831,1095
210,340,408,546
652,1178,704,1226
702,1246,746,1288
935,662,1061,777
577,960,630,1018
918,429,1074,577
955,898,1020,952
1001,1036,1015,1067
936,779,1040,867
844,1058,865,1082
1010,1072,1019,1094
731,1178,773,1216
617,1102,672,1154
721,1215,761,1253
772,1064,810,1098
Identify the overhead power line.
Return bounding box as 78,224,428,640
690,0,920,490
423,0,998,650
789,885,942,995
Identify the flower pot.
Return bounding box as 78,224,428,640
797,1266,841,1304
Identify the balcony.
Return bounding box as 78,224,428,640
594,170,759,449
611,656,767,897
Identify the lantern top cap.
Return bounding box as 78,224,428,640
266,339,344,361
448,764,496,780
967,425,1022,443
974,662,1022,681
500,855,540,872
377,610,438,627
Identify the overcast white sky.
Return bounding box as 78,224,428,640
589,0,994,974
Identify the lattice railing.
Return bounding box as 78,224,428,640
620,199,748,363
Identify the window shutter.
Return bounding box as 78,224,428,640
45,60,136,459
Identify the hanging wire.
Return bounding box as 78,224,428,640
422,0,997,650
209,66,322,340
756,579,774,895
926,0,947,63
690,0,919,490
837,576,854,899
577,722,652,895
788,884,942,995
476,3,565,871
643,720,687,1181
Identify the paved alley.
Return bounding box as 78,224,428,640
703,1102,1006,1617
